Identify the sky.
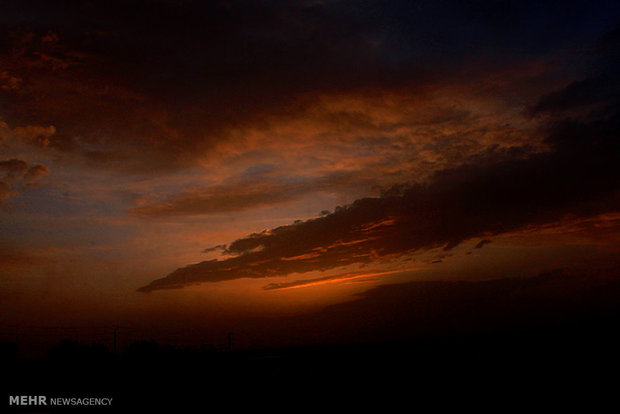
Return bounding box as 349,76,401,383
1,0,620,353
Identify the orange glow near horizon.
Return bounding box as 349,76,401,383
262,268,423,291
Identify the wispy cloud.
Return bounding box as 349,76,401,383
262,269,417,291
139,95,620,291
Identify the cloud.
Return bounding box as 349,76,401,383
128,83,551,216
0,158,50,202
130,169,388,216
0,181,14,202
1,2,618,291
1,0,608,176
475,239,492,249
24,164,50,181
131,180,307,217
276,265,620,344
12,125,56,148
136,24,620,292
0,158,50,183
531,23,620,118
0,71,22,91
202,245,226,254
261,269,415,291
0,158,28,178
138,96,620,291
530,74,620,115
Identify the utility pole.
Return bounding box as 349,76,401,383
113,326,117,354
227,332,233,352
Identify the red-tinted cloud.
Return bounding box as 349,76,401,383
0,158,50,203
139,103,620,291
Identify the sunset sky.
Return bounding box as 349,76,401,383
1,0,620,353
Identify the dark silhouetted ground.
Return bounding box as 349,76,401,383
3,268,620,411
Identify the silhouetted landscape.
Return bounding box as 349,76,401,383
4,267,620,411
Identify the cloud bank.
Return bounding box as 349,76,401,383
139,95,620,291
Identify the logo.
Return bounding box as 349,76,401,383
8,395,113,406
9,396,46,406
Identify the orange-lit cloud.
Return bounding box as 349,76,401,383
0,157,50,203
0,180,14,202
262,268,418,291
140,99,620,291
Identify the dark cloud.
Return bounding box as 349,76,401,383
531,23,620,117
0,158,49,182
2,1,618,173
202,245,226,254
0,0,416,172
23,164,50,181
475,239,492,249
0,71,22,91
531,74,620,115
139,96,620,291
273,265,620,345
0,158,50,202
0,158,28,174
